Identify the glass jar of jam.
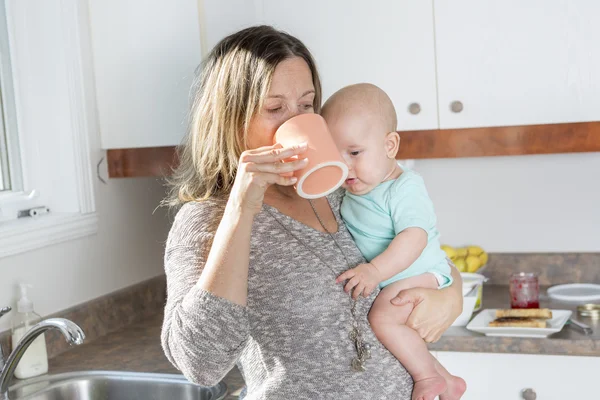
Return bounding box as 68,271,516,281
509,272,540,309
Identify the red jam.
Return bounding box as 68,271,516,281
509,273,540,309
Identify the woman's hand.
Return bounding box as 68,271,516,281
228,143,308,216
390,266,463,342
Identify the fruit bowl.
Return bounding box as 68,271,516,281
441,244,489,311
461,272,487,311
451,293,478,326
441,245,489,274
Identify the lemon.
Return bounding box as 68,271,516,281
465,255,482,273
454,258,467,273
479,251,489,266
441,245,457,260
456,248,468,258
467,245,484,256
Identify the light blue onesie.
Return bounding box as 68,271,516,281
340,167,452,289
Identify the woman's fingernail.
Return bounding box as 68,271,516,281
300,158,309,164
290,177,297,183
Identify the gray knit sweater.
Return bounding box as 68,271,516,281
161,189,413,399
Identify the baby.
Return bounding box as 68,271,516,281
322,83,466,400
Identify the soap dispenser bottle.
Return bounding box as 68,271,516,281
11,283,49,379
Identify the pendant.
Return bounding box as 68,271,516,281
349,327,371,372
361,343,372,360
348,299,370,372
351,357,366,372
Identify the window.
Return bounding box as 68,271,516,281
0,0,21,195
0,0,98,257
0,100,9,191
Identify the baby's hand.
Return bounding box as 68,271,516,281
336,263,382,300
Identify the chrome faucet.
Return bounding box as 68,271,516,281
0,306,85,399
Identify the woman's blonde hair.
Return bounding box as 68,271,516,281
164,25,322,206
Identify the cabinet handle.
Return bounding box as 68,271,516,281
408,103,421,115
521,388,537,400
450,101,464,113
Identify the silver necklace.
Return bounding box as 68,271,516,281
265,199,371,372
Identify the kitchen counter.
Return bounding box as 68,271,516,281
430,284,600,356
47,313,245,399
45,285,599,399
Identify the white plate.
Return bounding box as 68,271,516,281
547,283,600,303
466,309,572,338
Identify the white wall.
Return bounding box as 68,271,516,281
0,177,170,331
416,152,600,253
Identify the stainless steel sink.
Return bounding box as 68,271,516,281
7,371,227,400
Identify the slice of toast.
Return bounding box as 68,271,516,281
495,308,552,319
488,317,547,328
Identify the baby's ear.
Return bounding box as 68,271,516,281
385,131,400,159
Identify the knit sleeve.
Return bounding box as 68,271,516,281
161,201,249,386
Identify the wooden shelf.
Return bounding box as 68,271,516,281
107,121,600,178
397,121,600,159
107,147,178,178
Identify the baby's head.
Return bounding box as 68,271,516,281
322,83,399,195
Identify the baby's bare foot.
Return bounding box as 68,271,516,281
440,375,467,400
411,375,446,400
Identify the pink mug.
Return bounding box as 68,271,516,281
274,114,348,199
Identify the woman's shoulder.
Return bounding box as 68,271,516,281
167,198,227,248
327,187,345,211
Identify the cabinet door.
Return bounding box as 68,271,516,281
435,0,600,129
90,0,202,149
260,0,439,131
201,0,261,51
436,351,599,400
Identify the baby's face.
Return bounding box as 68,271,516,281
326,109,396,195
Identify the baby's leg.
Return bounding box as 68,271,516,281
368,274,445,400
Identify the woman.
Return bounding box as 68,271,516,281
161,25,463,399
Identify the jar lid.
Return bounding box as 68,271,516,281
577,303,600,318
509,272,538,283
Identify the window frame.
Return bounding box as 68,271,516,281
0,0,98,258
0,0,22,195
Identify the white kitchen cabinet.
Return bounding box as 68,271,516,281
89,0,202,149
436,351,599,399
259,0,439,131
435,0,600,129
91,1,600,150
201,0,261,52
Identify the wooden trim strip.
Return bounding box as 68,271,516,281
107,147,177,178
396,121,600,159
107,122,600,178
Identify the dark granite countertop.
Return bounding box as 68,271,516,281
47,313,245,399
45,285,598,400
429,284,600,356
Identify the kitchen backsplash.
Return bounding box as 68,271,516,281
483,253,600,285
0,275,166,359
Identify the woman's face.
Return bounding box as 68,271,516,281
247,57,316,149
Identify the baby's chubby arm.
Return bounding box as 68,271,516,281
336,227,427,299
372,227,427,278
